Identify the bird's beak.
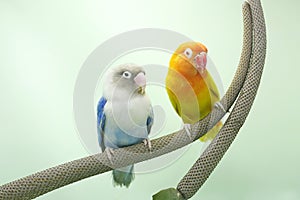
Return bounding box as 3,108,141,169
134,72,146,94
194,52,207,74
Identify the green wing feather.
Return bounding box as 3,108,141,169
166,87,181,116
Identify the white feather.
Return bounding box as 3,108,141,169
102,64,151,139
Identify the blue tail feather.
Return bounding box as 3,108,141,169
112,165,134,188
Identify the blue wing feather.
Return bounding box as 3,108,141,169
97,96,107,151
146,106,154,134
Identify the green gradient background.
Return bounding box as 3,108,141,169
1,0,300,199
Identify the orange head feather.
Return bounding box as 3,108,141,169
169,41,208,77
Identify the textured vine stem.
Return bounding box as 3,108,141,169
177,0,266,198
0,0,266,199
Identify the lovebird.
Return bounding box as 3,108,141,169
165,42,224,142
97,64,153,187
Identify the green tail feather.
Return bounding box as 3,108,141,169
112,165,135,188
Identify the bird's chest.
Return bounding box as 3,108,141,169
128,97,151,124
104,96,150,133
166,73,212,123
168,74,208,99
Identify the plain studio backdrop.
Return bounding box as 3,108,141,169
0,0,299,199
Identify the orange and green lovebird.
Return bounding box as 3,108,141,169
165,41,224,142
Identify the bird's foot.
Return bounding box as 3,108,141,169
104,147,115,164
183,124,193,140
143,138,152,151
214,102,226,113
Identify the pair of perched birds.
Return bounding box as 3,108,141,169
97,41,224,187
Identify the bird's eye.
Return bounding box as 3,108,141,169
183,48,193,59
122,71,132,79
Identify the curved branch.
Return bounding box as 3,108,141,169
0,0,266,199
177,0,266,198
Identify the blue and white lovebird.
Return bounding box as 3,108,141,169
97,64,153,187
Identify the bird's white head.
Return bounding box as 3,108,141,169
103,63,147,100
